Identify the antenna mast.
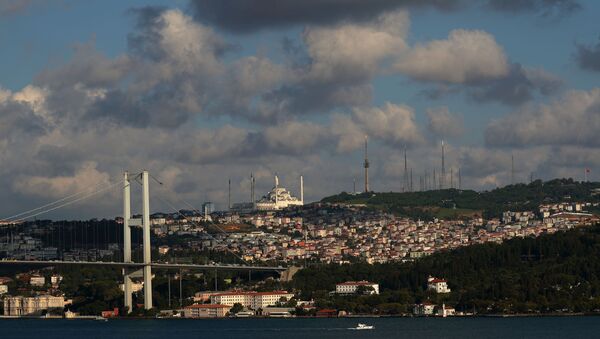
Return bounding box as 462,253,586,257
441,140,445,190
364,135,370,192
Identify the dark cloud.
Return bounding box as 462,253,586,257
575,38,600,72
189,0,580,33
468,63,562,105
188,0,464,33
488,0,581,17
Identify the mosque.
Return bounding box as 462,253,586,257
254,175,304,211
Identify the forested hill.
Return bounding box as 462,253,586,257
290,225,600,314
321,178,600,219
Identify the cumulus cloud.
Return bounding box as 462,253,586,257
426,107,464,138
332,102,425,152
13,162,111,199
395,29,509,84
485,88,600,147
575,37,600,72
253,11,409,120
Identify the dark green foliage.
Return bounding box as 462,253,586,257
322,179,600,219
291,225,600,314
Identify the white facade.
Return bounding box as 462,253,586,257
29,276,45,287
335,281,380,295
255,176,303,211
183,304,231,318
427,276,451,293
210,291,294,310
414,302,436,315
3,295,66,316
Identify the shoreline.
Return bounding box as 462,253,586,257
0,313,595,320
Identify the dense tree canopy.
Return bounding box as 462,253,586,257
291,225,600,314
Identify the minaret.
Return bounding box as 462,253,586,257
300,175,304,205
228,179,231,211
250,173,255,207
364,135,370,192
441,140,445,190
275,175,279,205
458,168,462,190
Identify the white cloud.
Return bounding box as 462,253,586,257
395,29,509,84
13,161,111,198
304,10,409,83
486,88,600,147
332,102,425,152
426,106,464,138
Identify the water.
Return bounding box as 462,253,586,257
0,317,599,338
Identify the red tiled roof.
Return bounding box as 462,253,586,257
185,304,231,309
428,279,447,283
212,290,291,297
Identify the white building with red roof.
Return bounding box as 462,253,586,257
427,276,451,293
335,281,380,295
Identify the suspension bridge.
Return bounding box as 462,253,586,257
0,170,286,312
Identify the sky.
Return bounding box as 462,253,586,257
1,0,600,219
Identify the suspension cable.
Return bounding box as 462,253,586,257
3,179,124,222
2,179,121,221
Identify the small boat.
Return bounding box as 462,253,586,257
350,323,374,330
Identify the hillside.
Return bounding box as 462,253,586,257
321,178,600,219
290,224,600,314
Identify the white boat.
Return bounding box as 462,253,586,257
350,323,374,330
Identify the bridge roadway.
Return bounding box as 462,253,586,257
0,260,286,272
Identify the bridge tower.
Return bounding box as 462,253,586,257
123,170,153,312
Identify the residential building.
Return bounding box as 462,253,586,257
29,276,45,287
335,281,380,295
183,304,231,318
3,295,66,316
210,290,294,310
427,276,451,293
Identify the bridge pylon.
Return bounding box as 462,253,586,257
123,170,153,312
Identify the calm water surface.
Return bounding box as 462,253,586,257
1,317,599,338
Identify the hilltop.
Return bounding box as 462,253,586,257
321,178,600,219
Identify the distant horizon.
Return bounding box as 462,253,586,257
2,176,597,222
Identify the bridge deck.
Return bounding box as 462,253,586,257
0,260,286,271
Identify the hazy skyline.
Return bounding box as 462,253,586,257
1,0,600,218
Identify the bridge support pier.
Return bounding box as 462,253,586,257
123,170,153,312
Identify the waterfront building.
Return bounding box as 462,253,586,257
210,290,294,310
183,304,231,318
335,281,380,295
3,295,66,316
414,301,436,315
